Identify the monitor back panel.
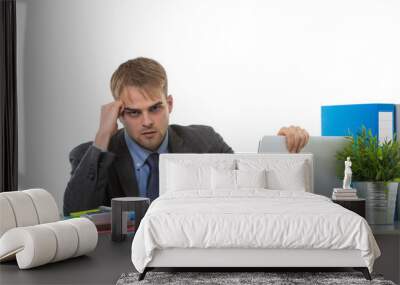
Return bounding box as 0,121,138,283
258,136,348,197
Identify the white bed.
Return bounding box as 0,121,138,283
131,153,380,280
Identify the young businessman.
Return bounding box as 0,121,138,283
63,57,309,215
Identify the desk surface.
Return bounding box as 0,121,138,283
370,222,400,235
0,233,134,285
1,223,399,285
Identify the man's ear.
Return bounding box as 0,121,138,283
166,95,173,114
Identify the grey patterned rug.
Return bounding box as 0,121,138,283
116,271,396,285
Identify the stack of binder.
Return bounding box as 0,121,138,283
67,206,136,234
332,188,358,200
68,206,113,233
321,103,399,143
82,211,112,232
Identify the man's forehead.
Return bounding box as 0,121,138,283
123,101,163,111
120,85,165,108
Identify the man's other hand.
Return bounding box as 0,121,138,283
94,100,124,151
277,126,309,153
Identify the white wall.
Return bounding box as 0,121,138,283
17,0,400,211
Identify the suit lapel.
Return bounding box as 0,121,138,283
111,127,186,198
168,126,185,153
110,130,139,197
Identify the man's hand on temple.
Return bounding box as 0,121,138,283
94,100,124,151
277,126,310,153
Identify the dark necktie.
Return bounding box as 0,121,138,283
146,153,159,202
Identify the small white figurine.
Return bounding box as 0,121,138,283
342,157,352,189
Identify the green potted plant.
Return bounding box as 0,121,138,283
336,127,400,224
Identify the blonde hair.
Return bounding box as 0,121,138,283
110,57,168,100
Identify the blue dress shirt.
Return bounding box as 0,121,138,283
124,129,169,197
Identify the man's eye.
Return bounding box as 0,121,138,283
125,111,140,117
149,105,162,112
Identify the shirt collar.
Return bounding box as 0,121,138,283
124,129,169,169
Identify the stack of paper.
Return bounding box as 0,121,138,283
68,206,112,233
82,212,111,232
332,188,358,200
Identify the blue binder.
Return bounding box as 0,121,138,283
321,104,397,142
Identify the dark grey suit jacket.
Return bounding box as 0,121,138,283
63,124,233,215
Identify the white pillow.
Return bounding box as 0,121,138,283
211,168,236,190
166,162,212,191
166,159,236,192
266,164,307,191
211,168,268,190
236,169,267,189
237,159,309,191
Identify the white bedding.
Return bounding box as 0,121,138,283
131,189,380,273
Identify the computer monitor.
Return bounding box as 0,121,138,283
258,136,348,198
